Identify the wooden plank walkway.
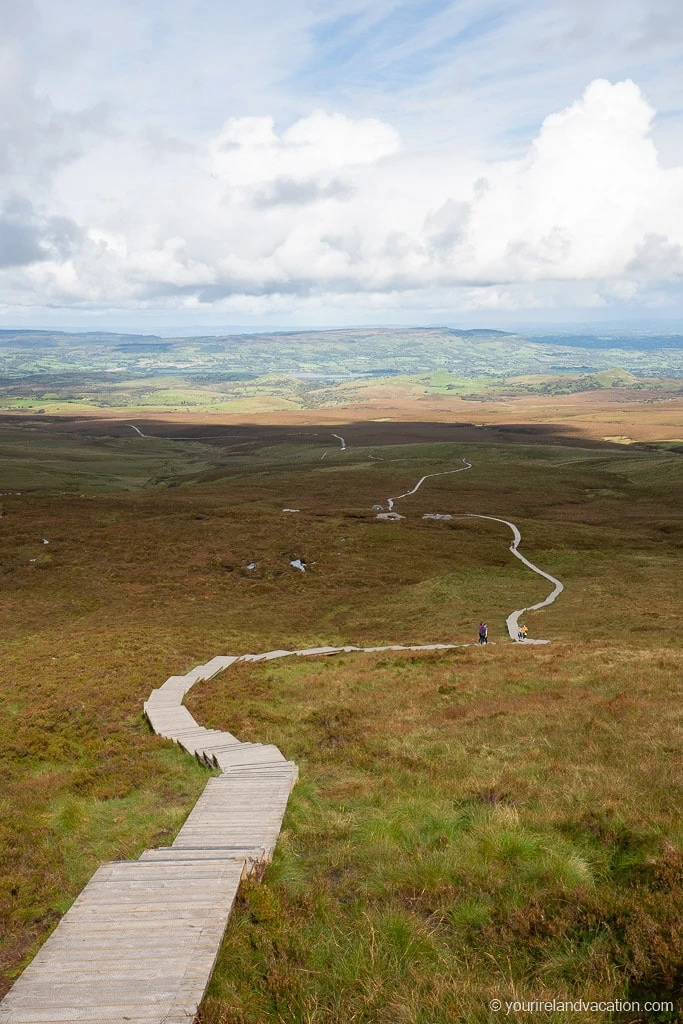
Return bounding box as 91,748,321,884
0,858,245,1023
2,641,476,1023
0,655,298,1024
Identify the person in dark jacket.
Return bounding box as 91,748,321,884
478,621,488,645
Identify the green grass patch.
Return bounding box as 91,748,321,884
192,647,682,1022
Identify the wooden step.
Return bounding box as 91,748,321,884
0,858,243,1023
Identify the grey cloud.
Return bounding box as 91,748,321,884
43,214,84,258
0,13,110,186
0,198,83,268
141,126,199,160
559,0,683,54
136,266,509,304
0,217,45,268
506,227,573,267
628,0,683,51
136,278,352,302
0,97,111,183
626,233,683,276
0,0,33,37
321,229,364,264
424,199,472,255
251,177,355,208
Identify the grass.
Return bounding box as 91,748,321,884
0,425,681,1018
0,425,221,491
0,628,213,984
189,647,682,1023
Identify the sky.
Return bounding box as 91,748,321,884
2,0,683,331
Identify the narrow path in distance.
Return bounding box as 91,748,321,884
385,458,471,509
126,423,252,441
381,459,562,642
125,433,561,636
460,515,564,643
126,422,349,450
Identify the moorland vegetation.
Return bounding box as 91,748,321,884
1,409,681,1021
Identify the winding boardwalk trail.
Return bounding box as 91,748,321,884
385,458,472,509
382,459,562,642
1,458,564,1022
124,422,146,437
462,515,564,643
126,423,348,449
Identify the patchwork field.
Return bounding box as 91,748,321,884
0,416,681,1021
2,375,683,448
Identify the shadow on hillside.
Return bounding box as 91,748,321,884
0,414,625,450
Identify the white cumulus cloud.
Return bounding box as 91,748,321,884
453,78,677,284
208,110,400,187
3,77,683,318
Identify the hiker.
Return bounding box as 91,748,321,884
518,624,528,641
478,622,488,645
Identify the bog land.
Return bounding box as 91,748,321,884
0,326,681,1023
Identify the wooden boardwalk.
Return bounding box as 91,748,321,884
1,631,546,1022
0,644,469,1022
0,655,298,1024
